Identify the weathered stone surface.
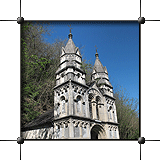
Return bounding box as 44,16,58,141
22,127,54,139
74,126,79,138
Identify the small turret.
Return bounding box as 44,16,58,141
91,49,113,97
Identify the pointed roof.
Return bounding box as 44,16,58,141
22,108,54,131
64,32,77,53
93,52,106,73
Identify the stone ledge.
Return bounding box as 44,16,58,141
53,115,119,125
54,79,89,90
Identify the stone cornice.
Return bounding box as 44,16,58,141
60,52,82,58
54,79,89,90
53,115,119,125
53,80,70,90
71,80,89,89
56,65,85,75
103,94,116,100
21,116,119,132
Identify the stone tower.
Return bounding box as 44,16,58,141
53,31,90,139
89,50,120,139
53,31,120,139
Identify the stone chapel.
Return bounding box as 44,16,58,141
21,30,120,139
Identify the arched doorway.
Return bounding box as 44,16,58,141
90,125,105,139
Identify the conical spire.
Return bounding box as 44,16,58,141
92,50,111,87
93,51,105,73
64,29,76,53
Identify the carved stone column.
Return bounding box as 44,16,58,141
79,121,83,138
60,121,65,139
92,102,97,119
85,122,90,139
54,123,60,139
69,119,74,138
69,80,73,115
53,123,57,139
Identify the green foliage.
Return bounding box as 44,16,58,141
81,59,93,83
21,22,66,127
114,85,139,139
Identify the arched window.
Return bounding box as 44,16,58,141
61,96,65,114
113,111,116,122
96,105,99,119
110,110,112,120
89,102,92,118
108,106,112,120
61,73,65,83
77,73,80,78
77,95,81,113
108,126,114,139
114,128,117,138
61,73,64,78
88,94,94,118
96,96,101,120
109,128,113,138
96,96,101,102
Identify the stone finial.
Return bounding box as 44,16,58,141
68,24,73,39
95,52,99,58
95,45,99,58
68,33,73,39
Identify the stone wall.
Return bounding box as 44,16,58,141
21,127,54,139
21,121,120,139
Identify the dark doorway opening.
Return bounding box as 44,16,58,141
91,130,98,139
90,125,105,139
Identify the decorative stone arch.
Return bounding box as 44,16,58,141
108,125,113,138
76,95,82,113
87,88,102,98
60,95,65,101
88,93,93,118
108,105,113,120
88,88,102,102
90,124,106,139
76,95,82,102
77,73,81,78
94,96,101,119
96,95,101,103
88,93,94,101
60,96,66,114
88,91,103,120
76,95,82,101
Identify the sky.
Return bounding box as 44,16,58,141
41,21,139,105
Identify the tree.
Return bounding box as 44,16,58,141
21,22,90,127
81,58,93,83
114,86,139,139
21,22,67,127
